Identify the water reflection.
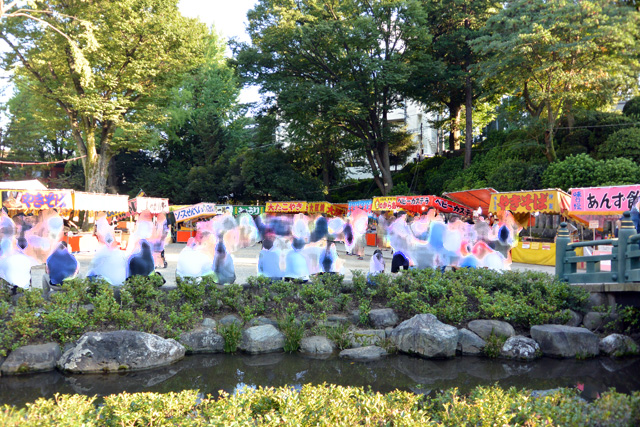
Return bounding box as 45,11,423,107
1,354,639,407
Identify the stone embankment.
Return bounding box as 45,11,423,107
1,308,638,375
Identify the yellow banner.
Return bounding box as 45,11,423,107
489,190,568,214
307,201,346,216
372,197,398,211
266,201,307,213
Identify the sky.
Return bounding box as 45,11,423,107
178,0,261,104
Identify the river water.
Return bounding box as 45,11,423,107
1,353,639,407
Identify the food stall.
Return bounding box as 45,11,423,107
489,189,572,266
570,184,640,235
171,203,217,243
71,192,129,252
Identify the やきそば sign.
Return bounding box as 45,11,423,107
490,190,569,214
1,190,72,210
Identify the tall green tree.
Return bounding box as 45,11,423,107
113,33,248,202
234,0,429,195
473,0,640,162
404,0,500,167
0,0,208,192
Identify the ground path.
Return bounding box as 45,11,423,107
30,243,555,290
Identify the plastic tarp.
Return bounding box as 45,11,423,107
73,192,129,212
442,188,497,212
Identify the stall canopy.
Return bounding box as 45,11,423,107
233,205,265,216
442,188,497,212
396,195,472,216
307,201,346,216
348,199,372,213
0,179,47,191
266,201,307,213
570,184,640,228
73,192,129,212
1,189,72,211
172,203,217,223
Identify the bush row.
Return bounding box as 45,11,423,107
0,269,602,357
1,384,639,426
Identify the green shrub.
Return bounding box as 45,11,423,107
278,312,304,353
597,127,640,162
2,385,639,426
623,95,640,118
218,321,243,353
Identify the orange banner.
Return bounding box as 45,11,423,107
266,201,307,213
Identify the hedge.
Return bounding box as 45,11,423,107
1,384,639,426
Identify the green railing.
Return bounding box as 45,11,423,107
556,211,640,283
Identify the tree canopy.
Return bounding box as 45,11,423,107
234,0,429,195
473,0,640,162
0,0,209,192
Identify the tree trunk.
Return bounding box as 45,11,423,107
448,103,462,151
464,73,473,169
71,124,113,193
544,100,557,162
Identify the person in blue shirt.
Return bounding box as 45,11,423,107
44,241,78,298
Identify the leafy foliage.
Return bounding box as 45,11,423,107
597,128,640,163
1,385,640,426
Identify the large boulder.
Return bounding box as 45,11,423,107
500,336,540,361
369,308,399,328
583,312,616,332
239,325,285,354
219,315,242,326
57,331,185,373
389,314,458,358
0,343,61,375
457,328,486,355
599,334,639,357
348,329,386,348
530,325,599,358
339,346,388,361
468,319,515,340
178,328,224,354
562,310,582,328
300,336,336,354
